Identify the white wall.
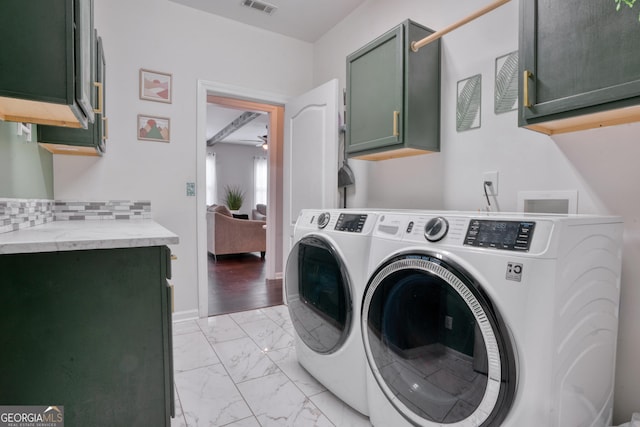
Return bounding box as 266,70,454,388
209,143,266,216
53,0,313,319
314,0,640,422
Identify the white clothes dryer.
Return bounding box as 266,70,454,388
285,209,378,416
361,211,623,427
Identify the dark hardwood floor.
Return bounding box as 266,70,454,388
207,252,283,316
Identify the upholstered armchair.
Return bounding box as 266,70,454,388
251,203,266,221
207,205,266,259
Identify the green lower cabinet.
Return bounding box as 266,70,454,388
346,19,440,160
0,246,174,427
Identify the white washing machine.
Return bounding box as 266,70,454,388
285,209,378,416
361,211,623,427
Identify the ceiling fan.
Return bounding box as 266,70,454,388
239,134,268,149
258,134,268,150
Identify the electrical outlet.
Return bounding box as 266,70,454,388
445,315,453,330
483,171,499,196
16,122,32,141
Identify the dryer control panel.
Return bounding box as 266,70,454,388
335,213,368,233
464,219,535,251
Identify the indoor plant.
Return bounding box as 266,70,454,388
223,185,245,211
615,0,639,20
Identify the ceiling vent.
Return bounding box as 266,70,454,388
241,0,277,15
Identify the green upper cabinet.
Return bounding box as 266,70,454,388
346,20,441,161
519,0,640,134
38,30,107,156
0,0,94,129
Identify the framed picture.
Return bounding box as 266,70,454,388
138,115,170,142
456,74,482,132
139,69,172,103
494,51,519,114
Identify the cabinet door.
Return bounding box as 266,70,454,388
93,33,107,152
346,25,403,154
0,0,93,128
37,31,107,155
0,246,173,427
75,0,95,124
519,0,640,124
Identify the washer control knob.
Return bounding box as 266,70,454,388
317,212,331,229
424,217,449,242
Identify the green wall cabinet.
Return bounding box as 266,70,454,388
519,0,640,134
0,0,95,129
346,19,440,161
0,246,175,426
38,30,108,156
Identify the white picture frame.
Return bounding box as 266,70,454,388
139,68,172,103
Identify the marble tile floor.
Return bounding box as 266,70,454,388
171,305,372,427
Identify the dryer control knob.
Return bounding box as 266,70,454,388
317,212,331,229
424,217,449,242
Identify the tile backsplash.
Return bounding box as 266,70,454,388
54,200,152,221
0,198,152,234
0,199,54,234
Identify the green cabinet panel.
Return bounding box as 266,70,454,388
0,0,94,128
346,20,440,160
38,30,107,155
347,26,404,154
0,246,174,426
518,0,640,134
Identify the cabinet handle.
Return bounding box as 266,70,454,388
94,82,104,114
169,283,175,313
523,70,532,108
392,111,400,137
102,117,109,140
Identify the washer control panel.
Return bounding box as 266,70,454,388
335,213,368,233
464,219,536,251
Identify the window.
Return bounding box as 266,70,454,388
254,156,267,205
206,152,217,206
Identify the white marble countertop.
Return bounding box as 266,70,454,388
0,220,179,255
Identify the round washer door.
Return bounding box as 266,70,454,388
362,253,516,426
286,235,352,354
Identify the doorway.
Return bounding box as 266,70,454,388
205,97,282,316
196,81,287,318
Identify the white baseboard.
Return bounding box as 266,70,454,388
172,309,199,323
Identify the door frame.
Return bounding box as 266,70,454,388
196,80,288,318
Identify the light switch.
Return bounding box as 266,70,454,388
186,182,196,197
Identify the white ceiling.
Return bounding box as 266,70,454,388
206,104,269,147
169,0,366,43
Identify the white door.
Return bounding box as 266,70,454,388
282,79,340,269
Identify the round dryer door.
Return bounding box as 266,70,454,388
362,253,516,426
286,236,352,354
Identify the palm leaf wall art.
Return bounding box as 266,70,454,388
456,74,482,132
495,51,519,114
